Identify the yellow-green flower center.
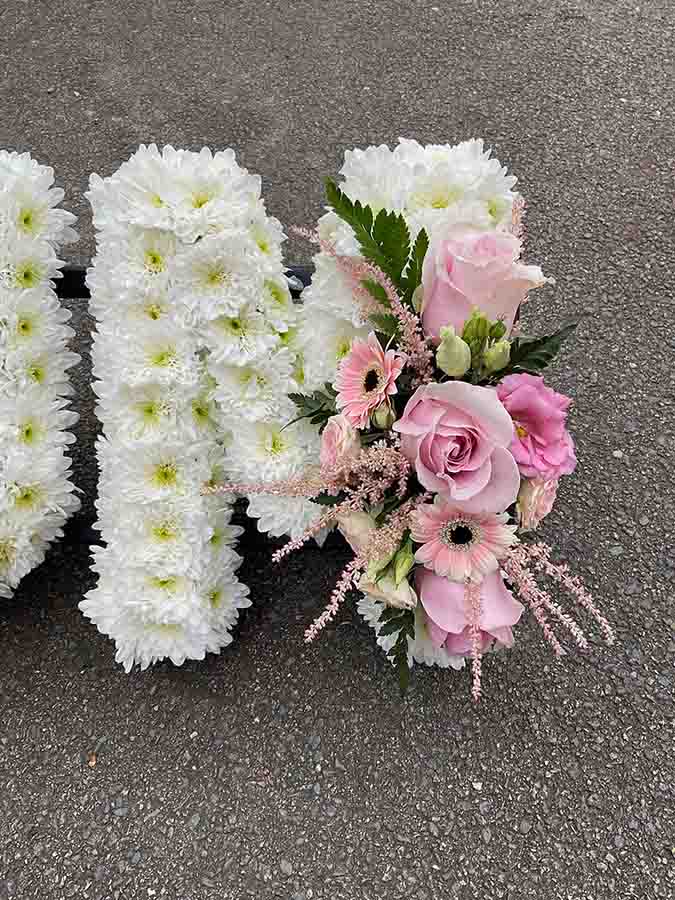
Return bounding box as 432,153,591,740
151,520,178,542
269,432,286,455
0,539,16,571
336,338,352,360
192,191,212,209
152,461,178,488
15,263,42,289
149,346,176,368
149,575,179,592
192,398,211,424
208,589,223,609
26,361,44,383
145,302,165,320
16,316,34,338
18,207,40,235
144,250,165,274
18,420,41,444
265,280,287,307
13,484,43,510
205,265,230,288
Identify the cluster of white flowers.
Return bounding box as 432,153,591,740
80,144,322,670
298,138,519,392
0,151,80,599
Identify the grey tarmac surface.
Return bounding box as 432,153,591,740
1,1,674,898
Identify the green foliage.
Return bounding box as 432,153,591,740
325,179,411,289
502,321,579,376
401,228,429,305
287,386,337,429
369,313,400,339
378,606,415,695
311,491,346,507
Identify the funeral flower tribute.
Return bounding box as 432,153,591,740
208,139,614,697
0,151,80,599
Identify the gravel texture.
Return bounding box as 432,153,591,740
1,1,674,898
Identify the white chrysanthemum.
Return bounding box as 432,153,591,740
297,310,368,392
82,145,302,671
202,302,279,366
340,143,411,213
226,414,320,483
0,233,64,292
357,594,466,670
300,252,367,327
208,349,295,423
0,151,79,599
170,230,265,322
257,275,297,332
245,493,328,545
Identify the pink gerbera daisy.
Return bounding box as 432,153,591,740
334,332,406,428
411,498,518,581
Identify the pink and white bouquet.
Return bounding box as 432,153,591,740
208,139,614,697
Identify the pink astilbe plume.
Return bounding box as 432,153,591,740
502,543,614,656
466,580,483,702
293,227,434,387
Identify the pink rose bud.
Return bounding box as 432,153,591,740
320,414,362,470
517,477,559,531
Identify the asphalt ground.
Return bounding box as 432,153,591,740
1,1,674,898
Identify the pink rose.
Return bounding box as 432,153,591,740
415,569,524,656
421,228,550,341
496,374,577,479
393,381,520,513
517,477,559,531
320,414,362,469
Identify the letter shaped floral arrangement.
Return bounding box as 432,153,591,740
80,145,320,671
209,139,615,697
0,151,80,598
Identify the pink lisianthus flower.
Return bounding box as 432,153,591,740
517,477,558,531
335,332,406,428
496,374,577,479
411,498,518,581
320,414,362,470
415,569,524,657
421,227,551,341
393,380,520,514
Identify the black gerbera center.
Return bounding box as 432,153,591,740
364,368,380,392
449,524,473,545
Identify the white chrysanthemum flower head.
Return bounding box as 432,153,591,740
202,301,279,366
171,230,265,322
297,310,369,393
226,413,320,484
207,348,295,424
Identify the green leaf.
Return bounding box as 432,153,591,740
401,228,429,305
325,179,411,291
379,618,406,636
377,606,415,696
286,387,337,430
311,491,346,507
372,208,410,285
369,313,400,339
506,321,579,375
361,278,390,308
